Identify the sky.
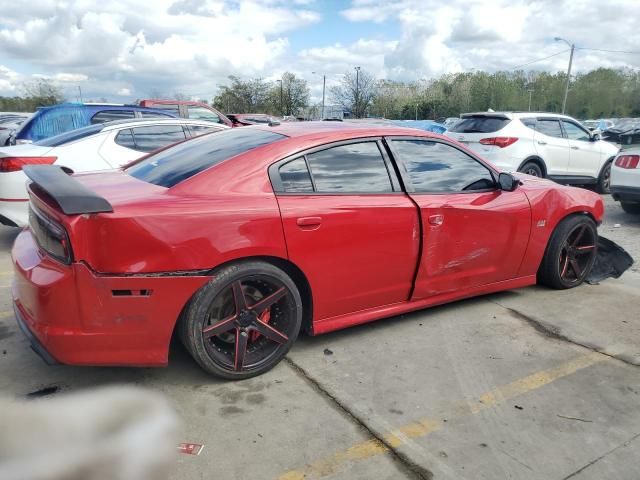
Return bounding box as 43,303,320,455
0,0,639,104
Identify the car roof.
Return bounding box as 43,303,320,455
251,120,442,140
99,117,227,131
36,103,174,113
461,111,577,121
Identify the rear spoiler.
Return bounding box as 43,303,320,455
23,165,113,215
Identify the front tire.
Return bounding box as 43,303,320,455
180,261,303,380
537,215,598,289
596,160,612,194
520,161,543,178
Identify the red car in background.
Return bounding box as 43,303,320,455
227,113,281,126
139,99,233,127
12,123,603,379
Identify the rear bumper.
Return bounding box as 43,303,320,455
13,302,58,365
12,229,211,366
611,185,640,203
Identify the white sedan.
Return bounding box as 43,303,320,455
0,118,227,227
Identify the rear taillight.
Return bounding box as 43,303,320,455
479,137,519,148
28,206,72,264
615,155,640,169
0,156,56,173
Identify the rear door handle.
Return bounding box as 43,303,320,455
296,216,322,228
571,146,579,150
537,140,547,145
428,214,444,226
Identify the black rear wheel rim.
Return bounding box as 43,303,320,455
201,275,296,373
558,223,597,285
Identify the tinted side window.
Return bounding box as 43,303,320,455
131,125,187,152
115,129,136,149
141,111,174,118
306,142,393,193
392,140,495,193
91,110,136,124
279,158,314,193
536,119,563,138
562,121,590,141
521,118,537,130
187,125,222,137
449,117,510,133
147,104,180,113
188,106,221,123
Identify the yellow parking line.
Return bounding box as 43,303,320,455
0,310,13,319
0,271,13,276
278,352,604,480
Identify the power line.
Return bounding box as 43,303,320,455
509,49,570,70
577,47,640,55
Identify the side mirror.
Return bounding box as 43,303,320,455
498,172,519,192
591,130,602,141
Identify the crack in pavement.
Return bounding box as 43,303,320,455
283,356,434,480
561,431,640,479
490,300,639,368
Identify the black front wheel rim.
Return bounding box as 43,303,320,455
558,224,597,285
201,275,296,373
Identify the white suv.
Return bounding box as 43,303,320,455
445,112,619,193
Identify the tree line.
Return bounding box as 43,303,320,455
2,68,639,121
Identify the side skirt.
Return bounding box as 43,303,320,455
312,275,537,335
547,175,597,185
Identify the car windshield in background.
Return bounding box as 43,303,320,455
127,128,286,188
449,116,511,133
34,123,105,147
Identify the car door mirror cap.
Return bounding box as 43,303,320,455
498,172,519,192
590,131,602,141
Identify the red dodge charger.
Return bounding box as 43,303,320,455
12,122,603,379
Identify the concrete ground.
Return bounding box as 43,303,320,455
0,194,639,480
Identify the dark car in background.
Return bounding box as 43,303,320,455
12,103,178,144
139,99,233,127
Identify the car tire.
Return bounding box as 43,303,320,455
596,160,612,194
537,215,598,290
520,161,543,178
180,261,303,380
621,202,640,214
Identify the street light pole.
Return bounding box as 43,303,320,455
354,66,361,119
555,37,575,114
415,104,418,121
528,89,534,111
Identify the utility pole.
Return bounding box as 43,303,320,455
321,74,326,120
77,85,83,103
354,66,361,118
528,89,534,111
312,72,326,120
415,103,418,121
555,37,574,114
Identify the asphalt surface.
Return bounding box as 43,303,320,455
1,194,639,480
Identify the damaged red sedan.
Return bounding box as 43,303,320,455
12,123,604,379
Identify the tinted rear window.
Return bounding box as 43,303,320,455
127,128,286,187
449,116,510,133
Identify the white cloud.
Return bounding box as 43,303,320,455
0,0,639,101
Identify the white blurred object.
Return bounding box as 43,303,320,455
0,386,178,480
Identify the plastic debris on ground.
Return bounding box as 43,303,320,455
586,236,634,284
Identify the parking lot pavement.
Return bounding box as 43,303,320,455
1,194,639,480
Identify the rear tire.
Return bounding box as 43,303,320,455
180,261,303,380
621,202,640,214
520,161,543,178
537,215,598,289
596,160,612,194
